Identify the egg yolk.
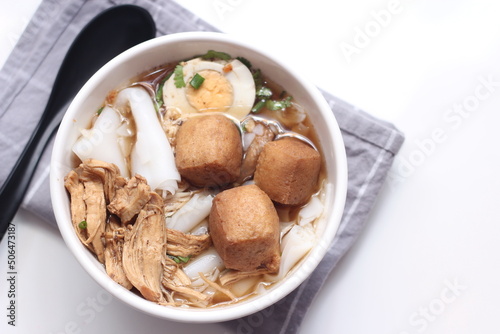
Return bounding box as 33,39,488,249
186,70,233,113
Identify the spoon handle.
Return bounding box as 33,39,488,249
0,109,60,238
0,5,156,240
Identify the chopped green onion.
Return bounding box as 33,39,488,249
252,85,275,113
96,107,104,115
78,220,87,229
189,73,205,89
173,64,185,88
236,56,252,69
251,99,267,113
266,96,293,111
201,50,232,60
256,86,273,98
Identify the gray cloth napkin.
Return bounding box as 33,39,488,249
0,0,404,333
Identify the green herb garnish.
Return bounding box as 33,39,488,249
168,255,191,264
173,64,185,88
201,50,232,61
252,69,263,89
266,96,293,111
189,73,205,89
236,56,252,69
155,72,172,106
78,220,87,229
178,255,190,263
96,107,104,115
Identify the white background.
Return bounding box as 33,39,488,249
1,0,500,333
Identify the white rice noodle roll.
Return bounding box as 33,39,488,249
72,106,129,177
279,221,294,238
166,193,213,233
242,180,255,186
115,87,180,193
253,123,264,135
190,220,209,236
275,225,316,280
228,276,260,297
242,132,255,151
183,248,225,286
255,281,269,295
298,195,324,226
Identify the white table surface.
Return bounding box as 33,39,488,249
2,1,500,333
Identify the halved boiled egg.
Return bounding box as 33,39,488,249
163,57,256,120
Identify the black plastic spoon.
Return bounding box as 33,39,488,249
0,5,156,240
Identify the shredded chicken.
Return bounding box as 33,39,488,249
161,257,210,303
80,158,124,203
163,256,191,286
108,175,151,224
64,159,244,307
199,272,236,301
64,159,126,263
122,192,166,303
238,124,275,183
219,268,272,286
161,107,184,146
104,216,132,290
163,184,193,217
166,228,211,257
80,169,107,263
64,170,89,245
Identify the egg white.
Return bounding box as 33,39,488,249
163,57,256,120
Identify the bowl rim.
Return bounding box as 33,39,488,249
50,31,348,323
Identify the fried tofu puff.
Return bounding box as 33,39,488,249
209,184,280,273
254,138,321,206
174,114,243,187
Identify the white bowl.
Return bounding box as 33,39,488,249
50,31,347,323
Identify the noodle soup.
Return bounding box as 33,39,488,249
51,32,347,322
